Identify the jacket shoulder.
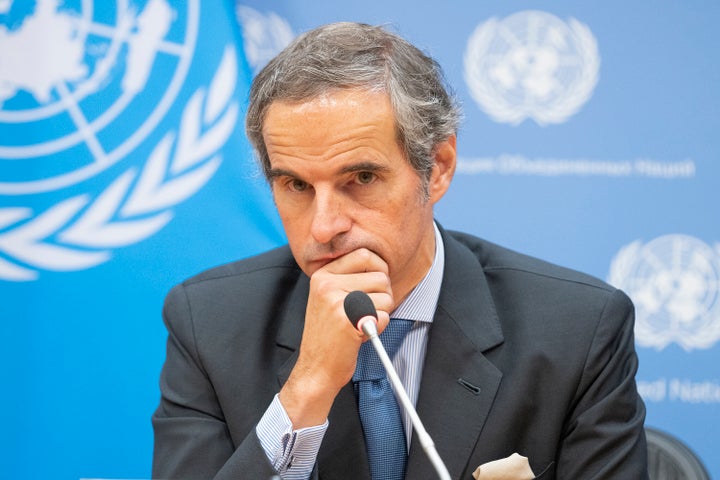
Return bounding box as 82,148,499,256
447,230,615,293
180,245,300,287
162,245,305,344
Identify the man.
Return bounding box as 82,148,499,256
152,22,648,479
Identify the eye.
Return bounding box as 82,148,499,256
355,171,376,185
289,178,309,192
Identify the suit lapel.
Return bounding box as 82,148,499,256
405,229,505,479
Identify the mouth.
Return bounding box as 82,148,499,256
304,243,372,270
307,251,350,267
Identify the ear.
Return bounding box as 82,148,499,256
428,135,457,204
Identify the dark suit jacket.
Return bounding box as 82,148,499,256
152,227,648,479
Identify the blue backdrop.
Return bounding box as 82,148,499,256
1,1,283,478
1,1,718,478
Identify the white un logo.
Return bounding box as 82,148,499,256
609,235,720,351
0,0,239,281
464,10,600,126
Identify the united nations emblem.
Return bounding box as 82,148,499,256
235,5,294,74
464,10,600,126
608,235,720,351
0,0,239,281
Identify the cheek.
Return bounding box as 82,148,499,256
372,211,417,252
274,201,307,243
274,192,306,224
279,212,307,243
282,221,312,269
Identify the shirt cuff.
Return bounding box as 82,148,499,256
256,394,329,479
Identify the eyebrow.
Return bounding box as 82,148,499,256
268,161,390,181
267,167,298,181
339,161,390,175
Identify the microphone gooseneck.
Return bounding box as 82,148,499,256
343,290,452,480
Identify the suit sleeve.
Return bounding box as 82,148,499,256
151,283,279,480
555,289,649,479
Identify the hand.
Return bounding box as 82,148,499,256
280,248,393,428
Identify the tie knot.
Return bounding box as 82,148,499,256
353,318,414,382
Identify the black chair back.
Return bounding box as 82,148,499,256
646,427,710,480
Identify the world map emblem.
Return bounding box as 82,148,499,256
464,10,600,126
608,234,720,351
0,0,239,281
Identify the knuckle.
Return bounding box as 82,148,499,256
356,248,374,263
373,271,391,290
310,272,334,295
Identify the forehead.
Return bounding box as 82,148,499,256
262,89,401,162
264,89,395,126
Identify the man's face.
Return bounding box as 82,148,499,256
262,89,454,303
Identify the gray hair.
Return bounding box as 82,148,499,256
245,22,461,190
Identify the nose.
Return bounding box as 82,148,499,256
310,187,352,245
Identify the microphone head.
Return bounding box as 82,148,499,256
343,290,377,328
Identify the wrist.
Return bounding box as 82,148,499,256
279,367,341,429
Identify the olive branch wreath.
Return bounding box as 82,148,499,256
0,46,239,281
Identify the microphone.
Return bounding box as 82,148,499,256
343,290,452,480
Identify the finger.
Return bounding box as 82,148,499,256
373,309,391,336
322,248,389,276
335,271,392,295
364,291,393,317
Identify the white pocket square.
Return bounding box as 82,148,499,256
472,453,535,480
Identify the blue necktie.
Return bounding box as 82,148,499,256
353,318,414,480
